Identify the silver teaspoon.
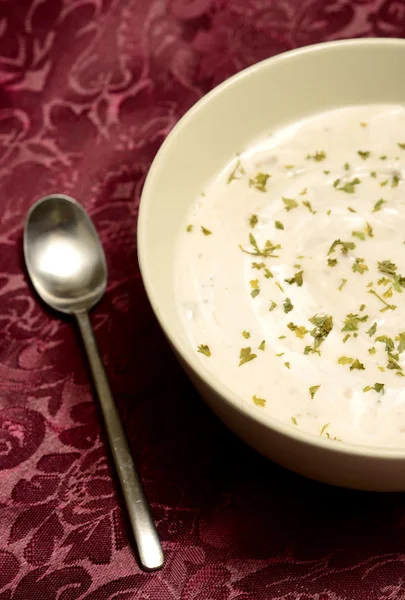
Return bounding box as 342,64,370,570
24,194,164,571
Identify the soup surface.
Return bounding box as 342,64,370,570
174,104,405,447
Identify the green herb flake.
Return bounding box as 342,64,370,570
284,164,294,169
269,301,277,312
363,383,385,394
369,347,376,355
342,313,368,332
201,226,212,236
378,260,397,276
186,224,193,232
309,385,321,399
285,270,304,287
360,122,368,127
283,298,294,313
328,239,356,255
380,155,387,160
249,172,270,192
240,234,281,258
302,200,315,213
337,178,361,193
242,330,251,339
252,395,266,407
227,159,246,183
343,333,351,343
352,257,368,275
352,231,366,241
278,335,286,340
347,207,357,213
282,197,299,211
398,143,405,150
350,359,366,371
324,170,330,175
306,150,326,162
258,340,266,351
370,171,377,178
358,150,370,160
368,289,397,312
291,417,298,425
300,188,308,196
392,174,400,188
198,344,211,357
250,279,260,298
284,362,291,369
275,220,284,230
328,258,338,267
249,214,258,228
307,314,333,354
275,282,285,293
338,356,354,365
367,322,377,336
338,278,347,291
239,347,257,366
344,162,350,171
287,322,308,339
320,423,330,436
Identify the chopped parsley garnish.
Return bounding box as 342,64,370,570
252,395,266,407
240,234,280,258
369,347,376,354
307,314,333,354
275,220,284,230
283,298,294,313
201,226,212,236
249,172,270,192
300,188,308,196
309,385,320,399
357,150,370,159
227,159,245,183
392,174,400,188
378,260,397,276
338,278,347,291
198,345,211,357
306,150,326,162
186,224,193,232
360,304,366,312
258,340,266,351
291,417,298,425
338,356,353,365
344,162,350,171
367,322,377,336
275,282,285,292
347,207,356,213
284,362,290,369
239,347,257,366
343,334,350,343
398,143,405,150
360,122,368,127
328,258,338,267
363,383,385,394
282,197,299,211
352,231,366,241
336,178,361,193
350,359,365,371
249,214,258,228
368,289,397,312
328,239,356,255
302,200,315,213
242,330,251,339
269,301,277,311
342,313,368,332
380,179,389,187
370,171,377,178
352,257,368,274
287,323,308,338
285,270,303,287
320,423,331,436
250,279,260,298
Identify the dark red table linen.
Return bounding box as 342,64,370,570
1,1,405,598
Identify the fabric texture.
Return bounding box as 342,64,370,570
1,0,405,598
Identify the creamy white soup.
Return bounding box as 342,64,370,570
174,105,405,447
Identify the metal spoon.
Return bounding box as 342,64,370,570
24,194,164,571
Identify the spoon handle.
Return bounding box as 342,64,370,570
75,311,164,571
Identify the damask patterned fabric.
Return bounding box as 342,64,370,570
1,0,405,598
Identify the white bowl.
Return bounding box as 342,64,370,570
138,38,405,491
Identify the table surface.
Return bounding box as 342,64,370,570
1,1,405,598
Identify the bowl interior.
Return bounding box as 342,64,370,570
138,38,405,453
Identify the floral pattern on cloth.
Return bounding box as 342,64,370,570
1,0,405,598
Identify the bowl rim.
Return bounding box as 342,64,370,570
138,37,405,460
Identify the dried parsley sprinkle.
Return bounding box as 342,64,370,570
285,270,303,287
249,172,270,192
240,234,281,258
352,257,368,274
369,347,376,354
368,289,397,312
198,345,211,357
370,171,377,178
378,259,397,276
328,239,356,255
337,178,361,193
284,362,291,369
352,231,366,241
342,313,368,332
380,155,387,160
323,170,330,175
338,278,347,291
363,383,385,394
302,200,315,213
373,198,387,212
398,143,405,150
344,162,350,171
287,323,308,338
300,188,308,196
320,423,331,436
347,207,356,213
343,334,350,343
258,340,266,351
338,356,354,365
350,359,365,371
276,282,285,293
252,395,266,407
328,258,338,267
283,298,294,313
249,214,258,228
309,385,320,399
392,174,400,188
186,224,193,232
275,220,284,230
239,347,257,366
367,322,377,336
307,314,333,354
306,150,326,162
250,279,260,298
242,330,251,339
282,197,299,211
360,122,368,127
380,180,389,187
360,304,366,312
291,417,298,425
201,226,212,236
269,301,277,312
227,159,245,183
358,150,370,159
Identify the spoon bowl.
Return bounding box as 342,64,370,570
24,194,106,314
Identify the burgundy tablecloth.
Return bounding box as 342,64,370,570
1,1,405,598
